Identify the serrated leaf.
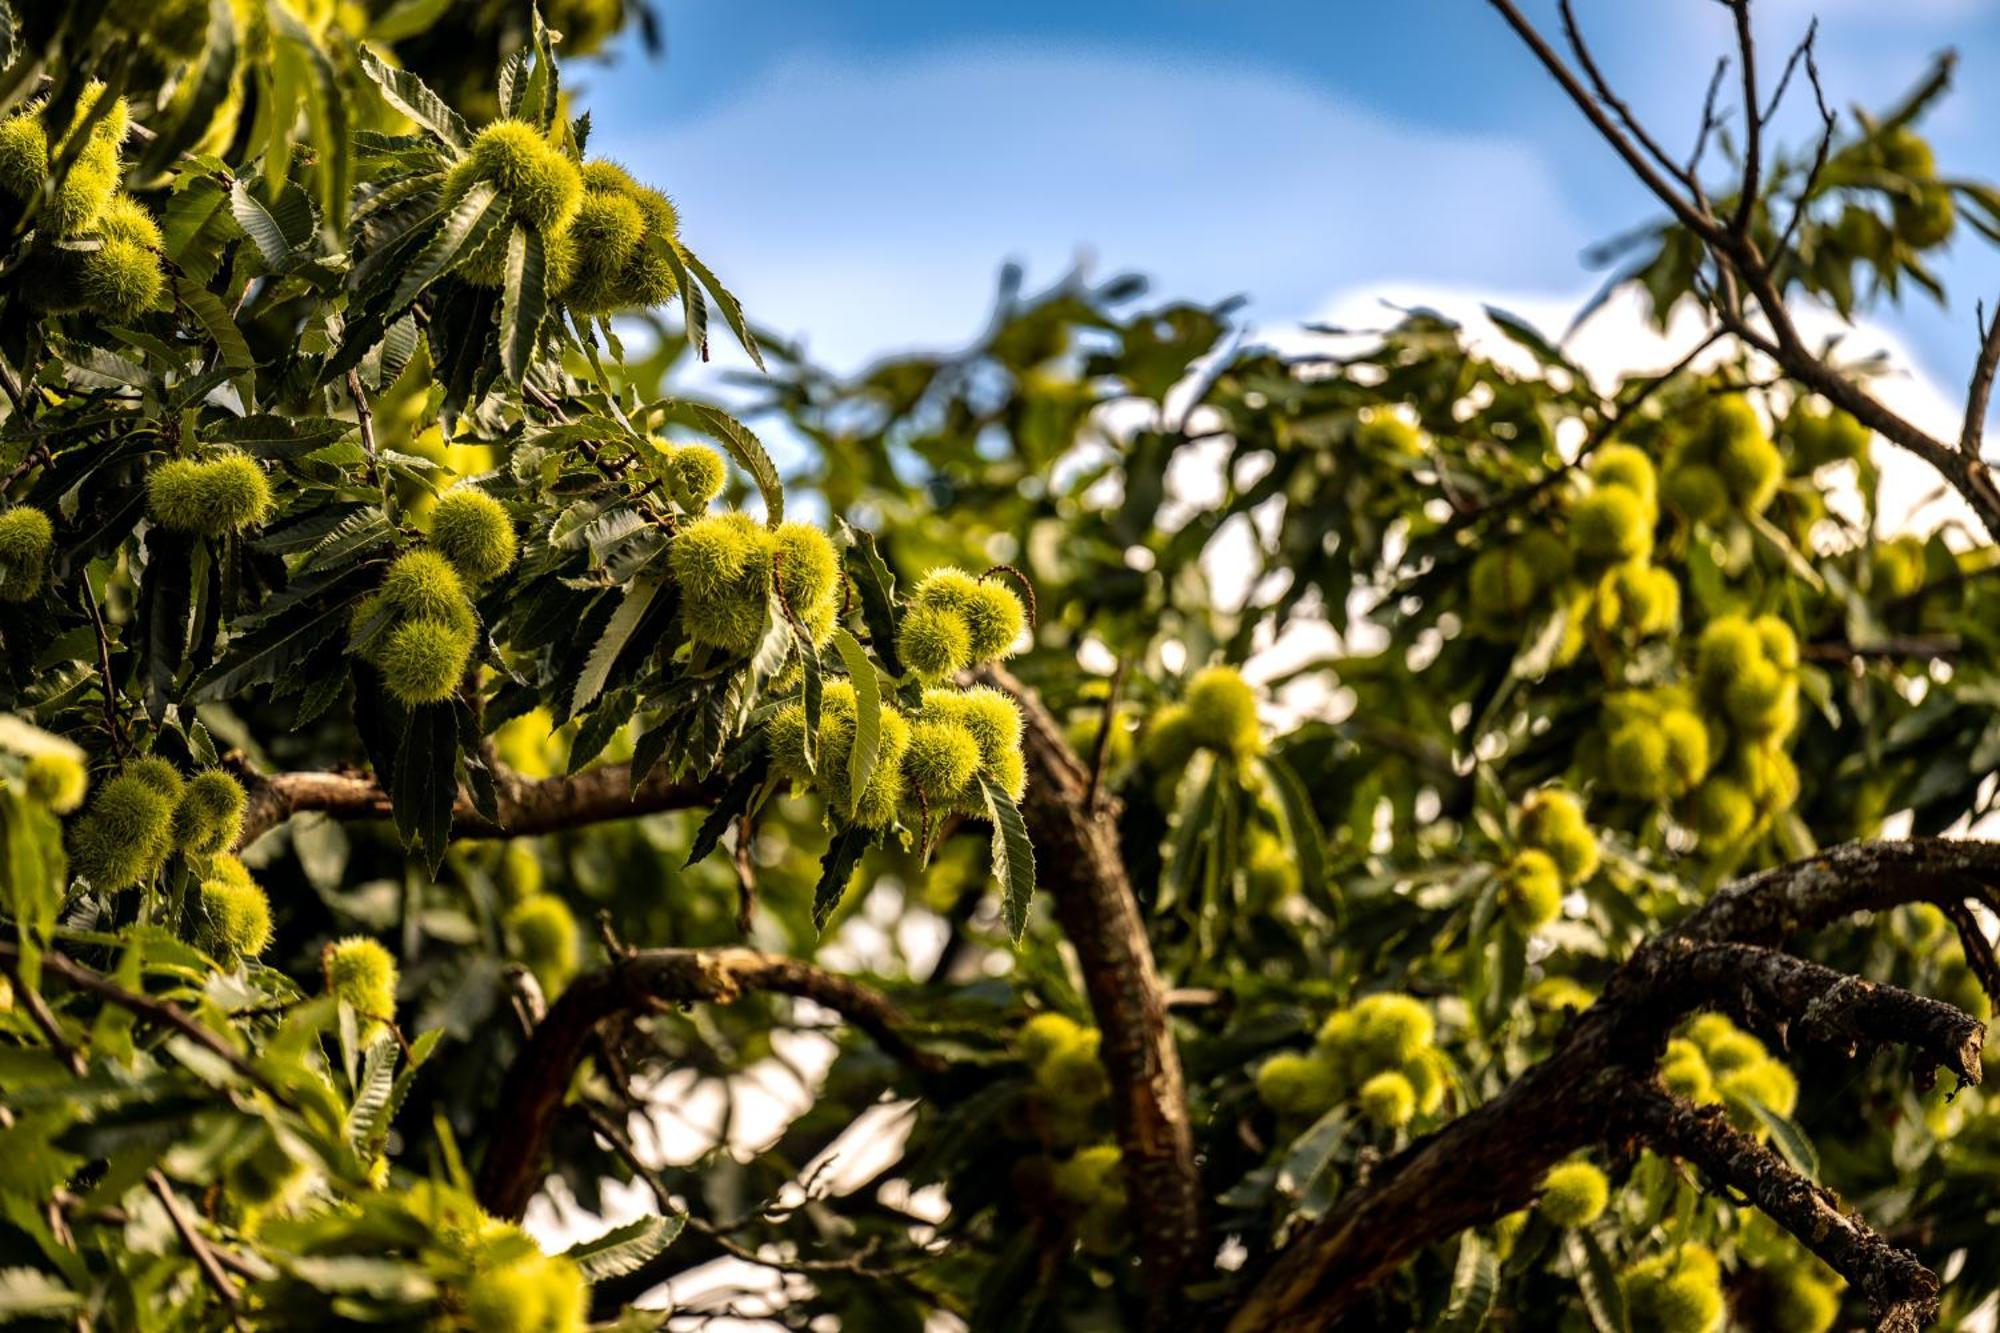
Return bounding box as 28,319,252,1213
345,1032,398,1149
685,761,765,869
1570,1231,1629,1333
229,179,294,270
1434,1234,1498,1332
172,276,256,395
563,1214,684,1281
391,700,456,872
356,45,469,150
662,400,783,524
390,181,503,312
839,522,902,676
498,223,546,385
572,572,663,717
830,628,878,796
676,239,765,370
978,774,1036,942
812,826,869,934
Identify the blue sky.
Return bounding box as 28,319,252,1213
571,0,2000,387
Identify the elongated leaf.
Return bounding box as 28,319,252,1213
979,774,1037,942
676,239,765,369
840,522,902,675
1261,751,1334,921
0,1267,81,1318
499,224,546,385
572,572,663,716
229,179,293,270
140,530,193,726
685,761,765,869
1434,1234,1498,1332
1570,1231,1629,1333
345,1032,398,1149
663,400,783,524
191,586,366,701
830,628,878,796
356,45,469,150
812,826,869,933
389,181,503,312
172,276,255,386
391,700,457,873
1744,1100,1819,1179
563,1215,684,1281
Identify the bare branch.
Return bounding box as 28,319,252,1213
231,759,717,850
981,663,1203,1327
1557,0,1705,202
1620,1089,1938,1331
1965,299,2000,462
1728,0,1762,239
1662,940,1982,1087
475,946,945,1220
1226,839,1998,1330
1489,0,1722,246
1,942,298,1109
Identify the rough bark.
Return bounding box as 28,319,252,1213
475,946,944,1220
1227,839,2000,1331
985,665,1205,1326
1620,1088,1940,1332
231,760,714,851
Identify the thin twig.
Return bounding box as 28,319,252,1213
147,1169,247,1331
1084,656,1128,811
345,369,381,489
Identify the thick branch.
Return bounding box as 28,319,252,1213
982,664,1203,1326
475,946,944,1220
1662,941,1982,1087
232,760,715,850
1226,839,1998,1331
1621,1088,1939,1331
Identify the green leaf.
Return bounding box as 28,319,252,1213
839,522,902,676
563,1214,685,1281
812,826,870,934
390,181,504,312
1569,1231,1629,1333
1743,1101,1819,1180
0,1267,81,1318
661,400,783,524
1434,1234,1498,1332
978,774,1037,942
356,44,469,151
572,571,663,717
345,1031,398,1149
171,276,255,389
830,628,878,797
675,239,766,370
1260,751,1334,922
391,700,457,873
498,223,547,385
685,762,765,870
229,179,294,270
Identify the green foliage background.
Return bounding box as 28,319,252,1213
0,3,1995,1332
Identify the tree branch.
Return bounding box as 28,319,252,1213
474,946,945,1220
1619,1088,1939,1331
1490,0,2000,539
0,942,297,1109
231,759,716,850
1225,839,1998,1331
981,664,1203,1327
